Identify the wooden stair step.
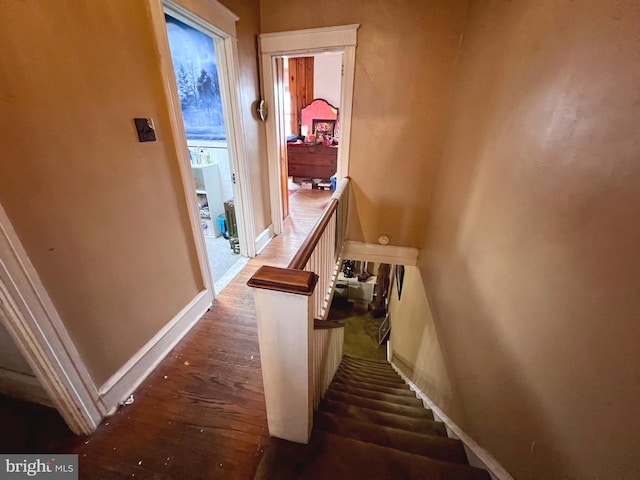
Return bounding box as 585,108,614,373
314,411,469,465
334,371,410,390
319,398,446,436
339,363,402,381
254,429,490,480
338,363,404,381
336,367,406,385
331,378,415,397
325,389,433,419
342,358,398,374
330,383,423,407
343,354,391,366
335,372,407,389
342,355,395,367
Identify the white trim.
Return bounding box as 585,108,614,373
162,0,256,259
153,1,215,299
218,36,256,257
187,139,227,148
341,241,419,266
260,25,359,54
262,56,284,235
336,46,355,180
98,290,211,413
255,224,275,254
259,25,359,235
0,205,104,435
252,287,314,443
390,361,514,480
0,368,52,408
167,0,238,37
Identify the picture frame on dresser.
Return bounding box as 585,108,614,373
312,119,336,138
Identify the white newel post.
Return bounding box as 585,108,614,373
248,266,318,444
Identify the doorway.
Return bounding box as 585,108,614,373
259,25,359,236
164,8,249,294
281,53,342,220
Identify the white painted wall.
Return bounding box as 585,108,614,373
313,53,342,107
0,318,33,375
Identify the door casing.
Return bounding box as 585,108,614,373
259,25,359,235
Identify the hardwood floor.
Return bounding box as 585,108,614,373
0,189,332,479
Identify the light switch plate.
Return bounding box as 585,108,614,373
134,118,156,142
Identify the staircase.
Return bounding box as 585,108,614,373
255,355,491,480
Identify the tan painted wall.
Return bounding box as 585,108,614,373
418,0,640,478
387,266,463,422
0,0,266,387
260,0,469,247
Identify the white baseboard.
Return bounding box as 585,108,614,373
0,368,53,407
255,224,274,255
390,360,513,480
342,241,419,266
98,290,212,413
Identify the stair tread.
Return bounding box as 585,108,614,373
332,377,416,396
341,362,399,376
338,364,405,382
343,354,391,365
336,371,406,387
334,373,411,391
330,383,423,406
342,355,396,367
339,364,403,377
341,361,399,370
254,429,490,480
320,398,446,436
340,360,398,375
325,389,433,418
314,411,469,465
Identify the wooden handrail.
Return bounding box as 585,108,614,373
331,176,349,200
288,199,338,270
248,177,349,297
313,319,345,329
287,176,350,270
247,265,318,295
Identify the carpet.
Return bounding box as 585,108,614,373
327,303,387,360
253,356,490,480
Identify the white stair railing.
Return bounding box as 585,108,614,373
248,178,350,444
312,320,344,410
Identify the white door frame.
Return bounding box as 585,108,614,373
259,25,359,235
163,0,256,265
0,205,105,434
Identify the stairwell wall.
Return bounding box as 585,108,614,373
387,266,464,425
260,0,469,248
418,0,640,478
